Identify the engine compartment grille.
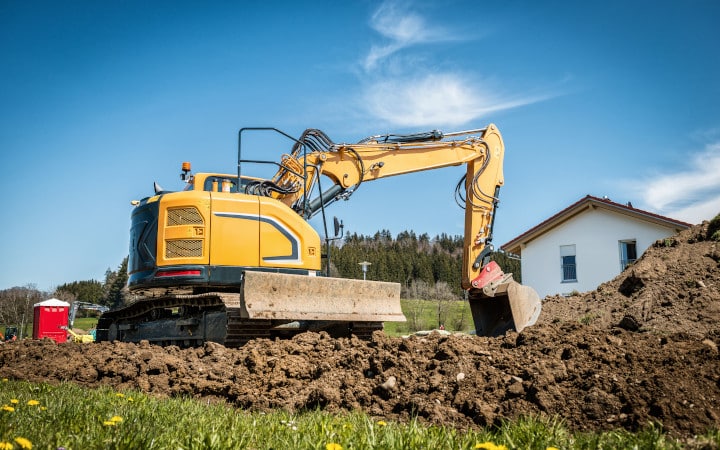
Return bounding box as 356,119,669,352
167,207,203,226
166,239,203,258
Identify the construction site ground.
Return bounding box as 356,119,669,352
1,220,719,439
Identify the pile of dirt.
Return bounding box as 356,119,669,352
540,218,720,337
1,220,719,439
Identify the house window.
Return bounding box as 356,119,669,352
619,240,637,270
560,245,577,283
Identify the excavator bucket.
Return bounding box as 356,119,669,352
240,271,406,323
468,261,542,336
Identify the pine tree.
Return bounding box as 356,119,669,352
55,280,105,304
104,257,129,308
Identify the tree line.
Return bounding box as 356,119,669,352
327,229,520,300
0,258,128,334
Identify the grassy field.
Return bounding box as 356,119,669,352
72,317,99,331
1,380,708,450
383,299,473,336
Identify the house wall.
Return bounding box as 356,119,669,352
520,208,680,298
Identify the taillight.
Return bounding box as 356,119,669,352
155,270,202,278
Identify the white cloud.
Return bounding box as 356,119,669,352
364,0,453,71
361,73,552,128
663,196,720,224
358,1,556,128
636,142,720,223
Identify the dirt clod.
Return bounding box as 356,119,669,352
2,220,720,438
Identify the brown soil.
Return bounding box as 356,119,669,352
1,221,719,439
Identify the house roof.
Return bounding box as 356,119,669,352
501,195,692,255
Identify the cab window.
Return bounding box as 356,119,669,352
204,176,239,193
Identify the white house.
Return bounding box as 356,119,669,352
501,195,690,298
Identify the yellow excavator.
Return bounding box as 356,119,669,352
96,124,541,347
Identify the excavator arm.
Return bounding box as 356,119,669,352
311,126,503,289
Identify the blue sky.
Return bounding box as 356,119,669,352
2,0,719,292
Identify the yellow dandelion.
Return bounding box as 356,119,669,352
103,421,117,426
109,415,123,423
325,444,342,450
546,447,560,450
39,406,47,411
127,397,134,402
377,420,387,426
115,393,125,398
27,400,40,406
2,405,14,412
0,441,12,450
14,436,33,449
10,399,19,404
1,378,7,382
475,443,507,450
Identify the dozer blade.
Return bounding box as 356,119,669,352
469,267,542,336
240,271,406,322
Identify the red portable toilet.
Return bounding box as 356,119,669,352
33,298,70,343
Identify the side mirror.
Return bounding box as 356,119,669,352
333,217,344,238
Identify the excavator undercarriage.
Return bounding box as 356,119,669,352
96,271,402,347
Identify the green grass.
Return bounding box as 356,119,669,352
1,380,713,450
71,317,99,331
383,298,472,336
